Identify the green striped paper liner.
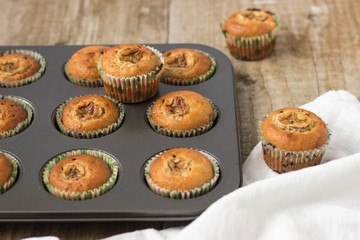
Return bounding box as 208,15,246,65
220,14,279,60
258,118,330,173
0,95,33,139
42,149,120,201
64,59,104,87
97,45,164,103
56,94,125,139
0,49,46,88
160,50,216,86
144,148,220,199
0,151,19,195
147,97,218,138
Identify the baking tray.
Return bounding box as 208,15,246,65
0,44,241,221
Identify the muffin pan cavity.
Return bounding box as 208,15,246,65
0,44,241,221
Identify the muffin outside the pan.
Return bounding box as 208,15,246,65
260,108,330,173
221,8,279,60
147,90,218,137
56,94,125,139
0,49,46,87
43,149,119,200
0,152,19,195
161,48,216,86
98,43,164,103
0,95,33,139
64,46,111,87
144,148,220,199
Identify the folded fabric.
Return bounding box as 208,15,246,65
24,90,360,240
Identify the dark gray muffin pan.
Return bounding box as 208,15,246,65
0,44,241,221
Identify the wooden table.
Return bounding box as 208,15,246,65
1,0,359,239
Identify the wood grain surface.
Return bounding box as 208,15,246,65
1,0,360,239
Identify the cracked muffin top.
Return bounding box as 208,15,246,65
151,91,213,131
0,99,28,133
62,95,119,132
149,148,214,191
0,53,40,82
261,108,328,151
49,154,112,193
100,44,160,77
224,9,277,37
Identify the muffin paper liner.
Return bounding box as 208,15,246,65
258,119,331,173
0,49,46,88
64,60,103,87
160,50,216,86
97,45,164,103
42,149,120,200
56,95,125,139
0,95,33,139
146,98,219,138
0,151,19,195
144,149,220,199
220,14,279,60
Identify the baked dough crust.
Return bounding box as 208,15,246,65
0,99,28,132
0,54,40,82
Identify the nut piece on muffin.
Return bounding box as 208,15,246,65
65,46,110,87
145,148,220,199
49,154,112,193
57,94,124,138
221,8,279,60
148,90,218,137
161,48,216,85
0,153,13,186
260,108,330,173
98,44,164,103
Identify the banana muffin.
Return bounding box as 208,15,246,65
260,108,330,173
0,99,28,133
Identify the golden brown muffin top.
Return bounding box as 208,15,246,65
224,9,276,37
150,148,214,191
0,54,40,82
68,46,110,80
0,153,13,185
100,44,160,77
262,108,328,151
151,90,213,131
49,154,112,193
0,99,28,133
162,48,211,79
62,95,119,132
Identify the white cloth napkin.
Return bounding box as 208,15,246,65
25,90,360,240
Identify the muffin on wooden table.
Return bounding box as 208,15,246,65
0,152,19,195
161,48,216,86
43,149,119,200
0,95,33,139
98,44,163,103
147,90,218,137
260,108,330,173
0,49,46,87
221,8,279,60
64,46,110,87
144,148,220,199
56,94,125,139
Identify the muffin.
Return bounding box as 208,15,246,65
56,94,125,139
147,90,218,137
221,8,279,60
144,148,220,199
98,44,164,103
43,149,119,200
0,49,46,87
0,96,33,139
161,48,216,85
0,152,19,194
260,108,330,173
65,46,111,87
